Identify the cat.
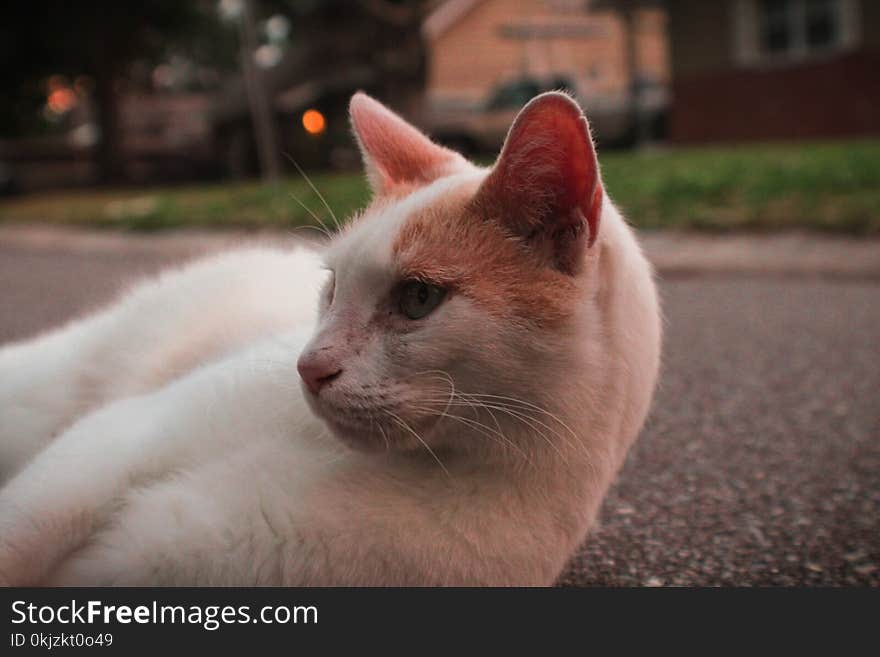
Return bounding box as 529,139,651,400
0,91,661,586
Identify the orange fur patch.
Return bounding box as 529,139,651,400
390,183,582,328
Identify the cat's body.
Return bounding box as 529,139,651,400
0,248,325,482
0,93,660,586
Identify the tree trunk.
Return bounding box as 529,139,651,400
93,65,125,185
240,0,280,182
622,6,650,147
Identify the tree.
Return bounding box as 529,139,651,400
0,0,432,183
1,1,204,183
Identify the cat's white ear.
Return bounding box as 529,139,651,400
473,92,603,274
349,92,468,196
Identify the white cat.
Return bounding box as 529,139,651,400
0,92,660,586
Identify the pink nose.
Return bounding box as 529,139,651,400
297,352,343,394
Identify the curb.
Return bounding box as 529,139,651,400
640,231,880,280
1,225,878,280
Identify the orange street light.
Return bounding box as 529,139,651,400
302,109,326,135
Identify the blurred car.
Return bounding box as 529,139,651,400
425,75,668,154
210,67,377,177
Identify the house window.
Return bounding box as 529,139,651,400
758,0,842,55
760,0,794,53
804,0,839,48
735,0,859,65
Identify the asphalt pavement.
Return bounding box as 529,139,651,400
1,230,877,586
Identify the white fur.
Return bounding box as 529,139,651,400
0,247,325,480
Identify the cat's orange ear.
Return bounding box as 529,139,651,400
349,92,468,196
473,92,602,274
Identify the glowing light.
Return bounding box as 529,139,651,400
265,15,290,42
254,44,282,69
47,88,76,114
218,0,243,21
302,109,326,135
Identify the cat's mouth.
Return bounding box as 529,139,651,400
307,394,440,452
325,412,439,452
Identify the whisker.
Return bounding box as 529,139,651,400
376,421,391,452
462,398,598,476
288,224,332,240
478,404,569,463
287,191,332,237
459,393,581,443
282,151,341,230
417,395,577,465
454,392,595,466
384,410,450,477
407,402,534,466
432,399,569,464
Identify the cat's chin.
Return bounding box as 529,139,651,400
322,416,391,452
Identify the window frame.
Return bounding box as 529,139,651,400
732,0,861,68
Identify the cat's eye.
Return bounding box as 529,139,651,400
399,280,446,320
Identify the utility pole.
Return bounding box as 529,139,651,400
620,0,652,147
239,0,281,181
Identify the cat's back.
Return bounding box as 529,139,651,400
96,245,329,394
0,245,328,480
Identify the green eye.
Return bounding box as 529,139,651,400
399,280,447,320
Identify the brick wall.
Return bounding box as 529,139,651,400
670,50,880,142
667,0,880,141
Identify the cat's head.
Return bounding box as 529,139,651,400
298,91,607,458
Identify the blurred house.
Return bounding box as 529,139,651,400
666,0,880,142
121,92,218,183
0,92,220,192
421,0,670,149
1,3,429,191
